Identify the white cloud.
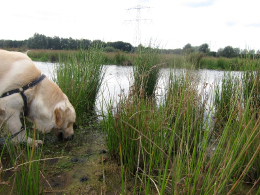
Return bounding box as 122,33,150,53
1,0,259,51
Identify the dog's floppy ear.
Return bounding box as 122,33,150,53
54,107,64,128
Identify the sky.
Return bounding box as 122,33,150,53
1,0,260,52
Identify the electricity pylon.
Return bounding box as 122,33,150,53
125,5,152,46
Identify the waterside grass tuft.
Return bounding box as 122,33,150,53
133,46,161,99
55,46,106,125
0,126,43,194
102,51,260,194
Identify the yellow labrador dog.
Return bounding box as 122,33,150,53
0,50,75,146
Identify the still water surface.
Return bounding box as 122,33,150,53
34,61,241,115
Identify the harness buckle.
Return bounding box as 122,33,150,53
28,82,32,88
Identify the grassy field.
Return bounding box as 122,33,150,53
26,49,135,65
24,48,260,71
0,47,260,194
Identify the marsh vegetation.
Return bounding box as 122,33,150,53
0,45,260,194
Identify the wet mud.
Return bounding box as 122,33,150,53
41,127,125,195
0,125,132,195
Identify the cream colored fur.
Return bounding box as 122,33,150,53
0,50,76,146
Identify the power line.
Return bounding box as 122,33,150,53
125,5,153,46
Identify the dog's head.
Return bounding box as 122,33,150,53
53,101,76,141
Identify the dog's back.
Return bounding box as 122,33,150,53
0,49,75,146
0,50,41,96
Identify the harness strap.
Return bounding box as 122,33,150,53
1,74,46,99
20,91,29,117
0,116,26,145
0,126,25,144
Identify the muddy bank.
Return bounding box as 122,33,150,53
0,124,133,194
42,128,122,195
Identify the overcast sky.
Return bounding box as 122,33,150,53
1,0,260,51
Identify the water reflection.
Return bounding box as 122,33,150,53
34,61,241,115
34,61,56,79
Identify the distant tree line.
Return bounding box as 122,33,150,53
1,33,259,58
161,43,260,58
0,33,134,52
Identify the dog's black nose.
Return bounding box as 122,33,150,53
58,132,74,141
57,132,63,141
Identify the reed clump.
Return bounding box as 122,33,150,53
214,72,241,130
55,46,106,125
102,49,260,194
133,46,161,99
211,68,260,192
103,69,211,194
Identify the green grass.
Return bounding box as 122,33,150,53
133,45,161,99
1,47,260,194
54,46,106,125
200,56,260,70
102,51,260,194
24,48,260,71
0,126,43,194
214,72,240,130
27,49,67,62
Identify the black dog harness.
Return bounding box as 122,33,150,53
0,74,46,143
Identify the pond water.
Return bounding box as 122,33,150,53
34,61,241,116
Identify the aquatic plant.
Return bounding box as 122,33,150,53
133,45,161,99
102,56,260,194
55,45,106,125
0,125,43,194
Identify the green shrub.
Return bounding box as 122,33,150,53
217,57,226,69
200,57,217,69
104,46,116,53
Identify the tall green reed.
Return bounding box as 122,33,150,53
186,52,204,69
214,72,241,131
55,46,106,125
210,69,260,193
103,54,260,194
204,75,260,194
103,67,212,194
0,126,43,194
133,45,161,99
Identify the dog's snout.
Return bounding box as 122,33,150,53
57,132,64,141
65,134,74,141
57,132,74,141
